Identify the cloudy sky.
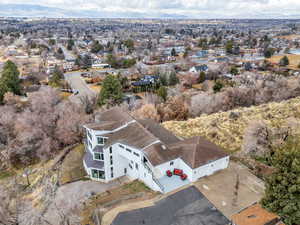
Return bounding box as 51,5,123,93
1,0,300,18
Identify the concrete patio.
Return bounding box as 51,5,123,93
158,175,190,193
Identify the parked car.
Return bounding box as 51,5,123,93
166,170,172,177
181,174,188,180
81,73,91,78
173,169,183,176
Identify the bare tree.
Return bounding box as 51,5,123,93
79,95,97,114
242,121,272,157
132,104,160,122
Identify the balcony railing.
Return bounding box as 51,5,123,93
143,162,164,193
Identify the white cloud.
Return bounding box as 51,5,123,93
1,0,300,18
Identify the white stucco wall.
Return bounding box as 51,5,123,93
155,158,181,179
191,156,230,182
104,143,162,192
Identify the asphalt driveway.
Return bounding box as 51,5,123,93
111,186,229,225
64,72,97,104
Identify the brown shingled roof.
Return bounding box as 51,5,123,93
85,121,120,131
231,203,284,225
143,142,182,166
173,136,228,169
95,107,133,125
104,122,158,150
137,119,180,145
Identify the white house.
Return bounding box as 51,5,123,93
83,107,229,193
91,63,111,69
189,65,209,73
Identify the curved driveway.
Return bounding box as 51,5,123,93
64,72,97,104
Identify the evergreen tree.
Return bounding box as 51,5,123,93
67,39,74,51
57,47,63,55
157,86,168,102
49,66,63,87
171,48,177,56
91,40,104,53
106,54,117,68
198,71,206,83
123,39,134,52
264,48,275,58
261,136,300,225
279,56,289,66
82,55,92,69
213,81,224,93
98,74,123,107
198,38,208,49
0,60,21,103
226,40,234,54
159,73,168,86
169,72,179,86
230,66,239,75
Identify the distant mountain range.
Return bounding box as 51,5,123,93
0,4,187,18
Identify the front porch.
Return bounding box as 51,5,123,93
158,175,190,193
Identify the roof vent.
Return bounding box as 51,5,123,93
162,145,166,150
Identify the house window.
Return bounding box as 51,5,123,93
87,131,92,140
109,147,112,154
91,169,105,179
110,155,113,165
129,164,133,169
94,153,104,161
111,167,114,178
135,163,139,170
133,152,140,157
143,157,148,164
126,148,132,153
170,161,174,166
97,137,106,145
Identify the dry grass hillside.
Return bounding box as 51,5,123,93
268,54,300,70
163,97,300,153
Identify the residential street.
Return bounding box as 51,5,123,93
64,72,97,104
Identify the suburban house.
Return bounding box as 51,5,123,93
190,50,208,59
83,107,229,193
131,75,159,87
189,64,209,73
91,63,111,69
231,203,285,225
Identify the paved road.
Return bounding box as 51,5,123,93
64,72,97,104
112,186,229,225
